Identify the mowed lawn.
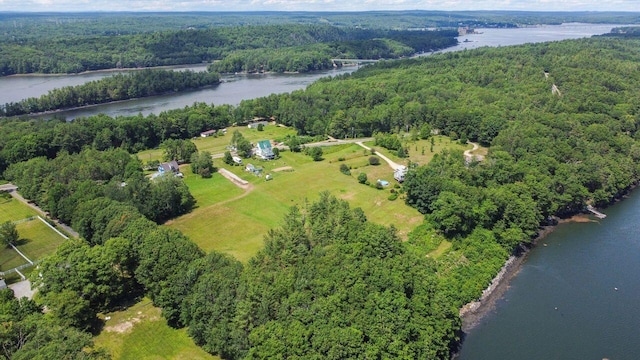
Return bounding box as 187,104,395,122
94,298,217,360
167,140,427,262
0,194,37,223
136,124,297,163
0,197,66,273
364,135,473,167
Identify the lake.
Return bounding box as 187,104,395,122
0,23,623,121
457,191,640,360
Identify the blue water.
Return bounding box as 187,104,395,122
458,190,640,359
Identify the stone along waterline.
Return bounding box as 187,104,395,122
458,190,640,360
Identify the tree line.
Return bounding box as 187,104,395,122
0,69,220,116
0,24,455,76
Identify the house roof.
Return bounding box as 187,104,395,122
200,129,217,136
257,140,272,150
160,160,180,173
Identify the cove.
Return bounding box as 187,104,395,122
458,190,640,359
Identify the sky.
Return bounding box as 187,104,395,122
0,0,638,12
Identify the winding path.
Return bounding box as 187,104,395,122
464,142,485,162
354,142,404,171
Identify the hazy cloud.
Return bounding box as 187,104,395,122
2,0,639,11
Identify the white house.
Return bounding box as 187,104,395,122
394,166,407,182
254,140,275,160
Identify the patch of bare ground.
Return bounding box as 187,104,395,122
272,166,294,172
559,214,597,223
104,314,161,334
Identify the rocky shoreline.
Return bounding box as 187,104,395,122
457,214,596,332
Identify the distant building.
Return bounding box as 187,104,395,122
248,121,268,129
254,140,275,160
394,166,408,182
157,160,183,178
200,129,217,137
159,160,180,174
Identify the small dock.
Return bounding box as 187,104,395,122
586,205,607,219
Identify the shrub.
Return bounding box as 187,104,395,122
338,157,345,162
388,193,398,201
369,156,380,166
306,146,323,161
358,172,368,184
340,164,351,175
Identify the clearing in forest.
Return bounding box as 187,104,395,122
165,131,473,262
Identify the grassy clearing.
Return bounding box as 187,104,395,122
15,218,67,261
0,245,27,271
168,142,425,262
0,218,67,272
0,194,38,223
428,240,452,258
136,125,297,165
365,135,472,167
94,298,216,360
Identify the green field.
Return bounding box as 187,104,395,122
167,140,428,262
136,124,297,164
0,194,38,223
94,298,217,360
0,196,67,274
364,135,473,167
15,218,67,261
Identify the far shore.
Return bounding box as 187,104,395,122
4,84,219,119
3,63,210,78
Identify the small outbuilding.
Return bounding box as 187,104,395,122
200,129,217,137
248,121,268,129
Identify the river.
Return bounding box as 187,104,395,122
458,191,640,360
0,23,623,121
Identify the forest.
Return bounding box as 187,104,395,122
0,69,220,116
0,23,456,76
2,11,638,42
1,32,640,358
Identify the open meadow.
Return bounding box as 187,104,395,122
136,125,297,163
94,298,217,360
164,126,476,263
0,197,67,276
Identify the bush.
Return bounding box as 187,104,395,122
358,172,368,184
338,157,345,162
306,146,323,161
272,147,280,159
340,164,351,175
369,156,380,165
388,192,398,201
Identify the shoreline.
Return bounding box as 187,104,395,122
3,63,209,79
457,213,597,332
6,84,219,119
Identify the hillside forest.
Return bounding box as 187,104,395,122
1,29,640,358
